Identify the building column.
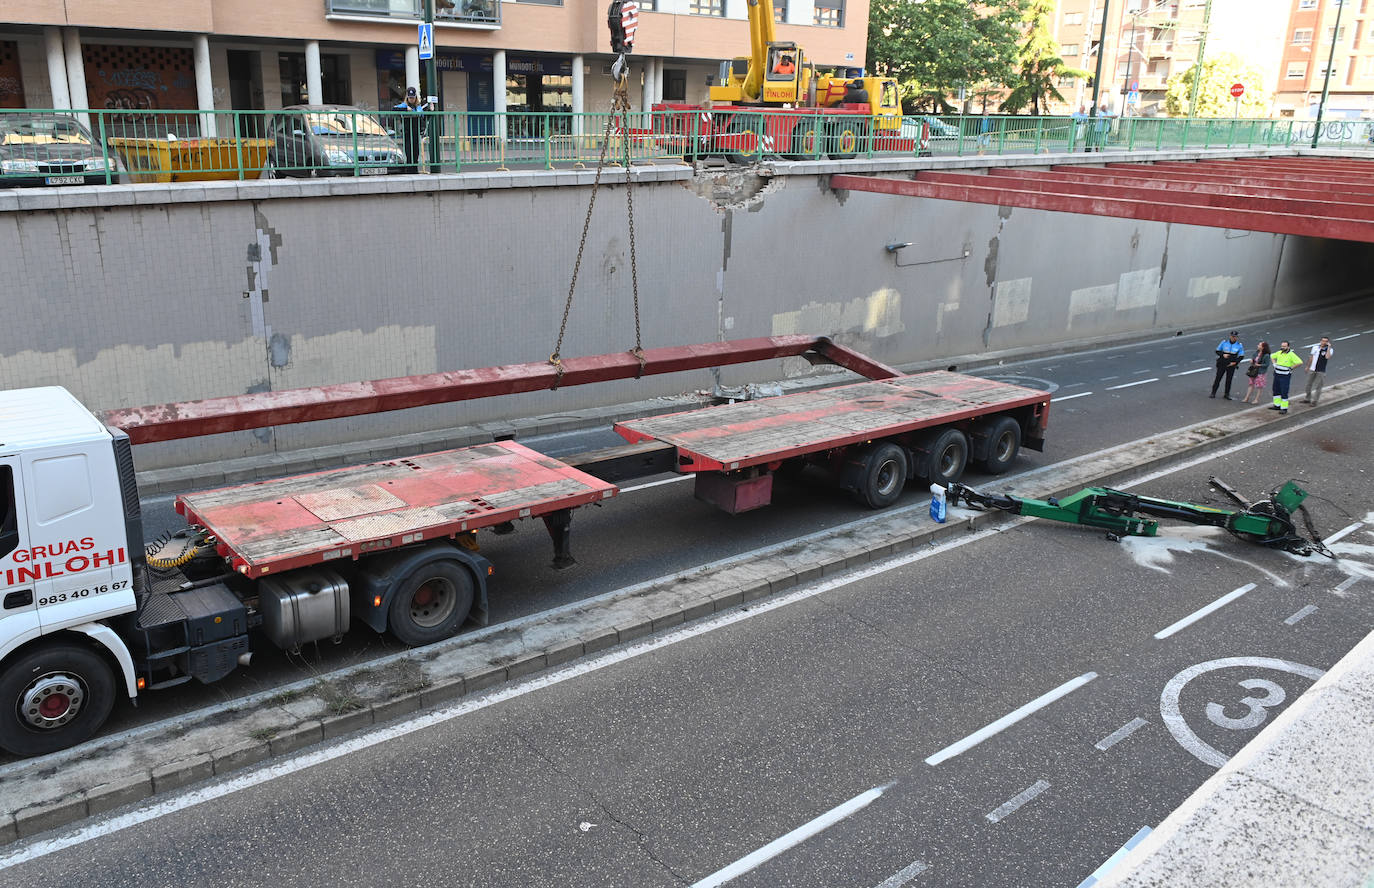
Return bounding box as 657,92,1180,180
62,28,88,125
306,40,323,105
653,58,664,105
403,45,420,98
43,27,70,109
194,35,217,137
641,59,653,124
493,49,507,141
571,54,585,140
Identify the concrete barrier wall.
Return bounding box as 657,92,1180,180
2,163,1370,469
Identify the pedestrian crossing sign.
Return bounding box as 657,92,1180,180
418,23,434,60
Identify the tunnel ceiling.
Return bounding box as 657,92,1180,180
831,156,1374,244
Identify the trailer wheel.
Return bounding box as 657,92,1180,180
788,119,821,160
827,119,868,160
853,442,909,509
0,642,115,758
387,560,475,646
722,117,762,165
978,416,1022,475
925,428,969,487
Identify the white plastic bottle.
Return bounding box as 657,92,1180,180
929,483,947,523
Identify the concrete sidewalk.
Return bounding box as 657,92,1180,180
3,372,1371,851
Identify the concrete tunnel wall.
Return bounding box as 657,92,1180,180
1,170,1371,470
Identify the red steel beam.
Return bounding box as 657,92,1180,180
1092,163,1374,191
923,171,1374,221
1138,160,1374,187
103,336,901,444
1032,167,1374,204
1192,158,1374,173
830,173,1374,245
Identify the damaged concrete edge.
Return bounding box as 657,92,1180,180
5,373,1372,845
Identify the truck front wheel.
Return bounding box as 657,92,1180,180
0,642,115,757
387,560,475,646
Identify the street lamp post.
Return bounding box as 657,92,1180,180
1312,0,1347,148
1090,0,1111,119
1122,13,1141,115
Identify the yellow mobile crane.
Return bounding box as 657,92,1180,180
653,0,922,161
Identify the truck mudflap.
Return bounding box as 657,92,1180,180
349,541,492,635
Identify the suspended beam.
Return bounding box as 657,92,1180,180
103,336,902,444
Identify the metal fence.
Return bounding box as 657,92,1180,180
2,107,1371,187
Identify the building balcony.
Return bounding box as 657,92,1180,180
325,0,500,27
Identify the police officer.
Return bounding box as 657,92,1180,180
1210,331,1244,400
393,86,425,173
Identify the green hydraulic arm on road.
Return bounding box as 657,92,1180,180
944,478,1331,557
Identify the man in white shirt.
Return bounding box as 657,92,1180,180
1304,337,1334,406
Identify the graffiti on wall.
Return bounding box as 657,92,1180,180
0,42,24,108
83,45,196,111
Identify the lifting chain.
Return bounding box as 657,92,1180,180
550,71,644,388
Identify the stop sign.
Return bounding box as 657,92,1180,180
1230,82,1245,98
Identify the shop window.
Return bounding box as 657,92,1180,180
0,42,24,108
279,53,351,106
813,0,843,27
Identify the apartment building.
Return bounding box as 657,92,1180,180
0,0,868,123
1051,0,1290,116
1275,0,1374,118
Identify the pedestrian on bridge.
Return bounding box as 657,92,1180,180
1241,340,1271,404
1269,341,1305,414
392,86,426,174
1211,331,1245,400
1303,336,1334,405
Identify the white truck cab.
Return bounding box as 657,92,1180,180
1,386,143,755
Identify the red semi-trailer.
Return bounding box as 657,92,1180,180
0,337,1048,756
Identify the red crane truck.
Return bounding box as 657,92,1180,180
0,336,1048,756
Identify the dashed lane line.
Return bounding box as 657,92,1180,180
872,859,930,888
985,780,1051,824
1168,367,1210,377
1100,375,1120,381
1095,717,1149,751
1325,521,1365,545
1054,392,1093,402
1333,576,1362,597
925,673,1098,766
1106,378,1159,390
1077,827,1153,888
690,784,892,887
1284,605,1318,625
1153,583,1257,640
1334,332,1362,341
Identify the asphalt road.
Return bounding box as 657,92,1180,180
54,300,1372,751
1,371,1370,887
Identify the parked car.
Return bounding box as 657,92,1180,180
921,116,960,139
263,105,406,178
0,113,123,187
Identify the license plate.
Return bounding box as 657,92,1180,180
45,176,85,185
358,166,388,176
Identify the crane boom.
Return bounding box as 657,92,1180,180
742,0,778,101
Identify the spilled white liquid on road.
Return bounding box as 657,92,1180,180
1119,525,1291,587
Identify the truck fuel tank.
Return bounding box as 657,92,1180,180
258,569,350,652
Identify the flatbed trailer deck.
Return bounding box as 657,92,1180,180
177,440,617,579
615,372,1049,471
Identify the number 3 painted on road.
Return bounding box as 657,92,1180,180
1206,678,1286,730
1161,657,1324,768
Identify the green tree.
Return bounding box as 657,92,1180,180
1165,52,1270,117
867,0,1026,112
1000,0,1090,115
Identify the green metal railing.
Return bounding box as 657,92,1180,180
2,107,1370,187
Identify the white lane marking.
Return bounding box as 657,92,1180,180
622,475,692,493
924,673,1098,766
1100,375,1120,381
1131,369,1152,375
0,526,1003,871
1095,717,1148,751
1325,521,1364,545
690,784,891,887
1333,332,1361,341
1106,378,1159,390
1076,826,1153,888
1333,575,1361,597
1153,583,1256,640
873,860,930,888
1161,658,1325,768
1168,367,1210,377
1054,392,1093,402
1284,605,1318,625
985,780,1050,824
1161,363,1178,369
1062,381,1086,388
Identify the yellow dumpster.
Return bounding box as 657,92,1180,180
108,137,273,183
